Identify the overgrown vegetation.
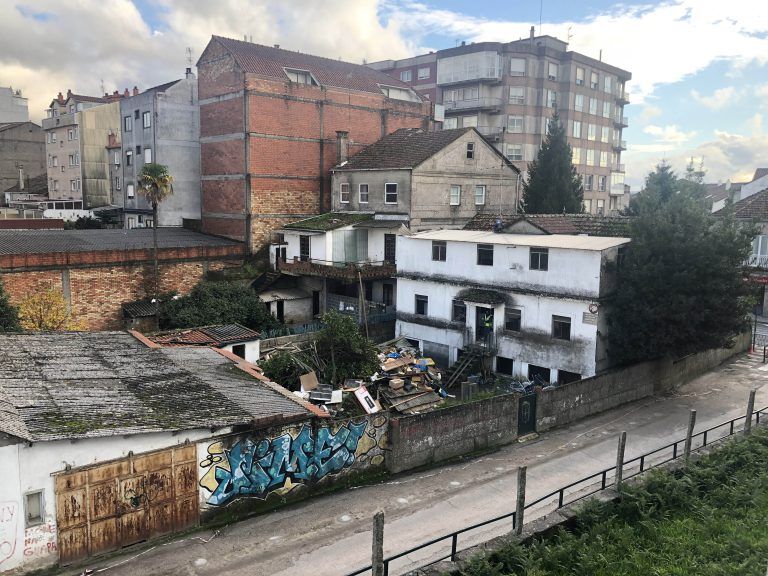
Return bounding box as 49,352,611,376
454,428,768,576
158,280,278,332
609,162,755,364
64,215,103,229
260,349,306,390
0,278,20,332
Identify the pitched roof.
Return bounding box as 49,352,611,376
3,173,48,194
753,168,768,182
283,212,374,231
49,93,107,107
333,128,487,171
0,332,311,442
463,213,632,237
0,228,239,257
122,300,157,319
209,36,418,96
714,187,768,220
149,324,260,347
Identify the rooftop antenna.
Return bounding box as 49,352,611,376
567,26,573,45
539,0,543,34
186,47,193,67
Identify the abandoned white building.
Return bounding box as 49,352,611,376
394,229,630,383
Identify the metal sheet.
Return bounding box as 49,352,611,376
55,487,87,530
88,518,119,556
58,525,88,564
88,482,117,521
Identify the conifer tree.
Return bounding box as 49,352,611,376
0,278,20,332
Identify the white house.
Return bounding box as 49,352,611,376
146,323,262,363
395,230,630,383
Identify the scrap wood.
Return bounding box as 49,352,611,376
389,392,431,409
381,355,416,372
390,392,441,412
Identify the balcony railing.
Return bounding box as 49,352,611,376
613,163,626,173
745,255,768,268
443,97,503,112
278,257,396,280
614,115,629,127
476,125,504,141
615,90,630,105
613,139,627,150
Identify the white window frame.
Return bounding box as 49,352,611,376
67,128,74,141
474,184,486,205
417,67,430,80
589,98,598,115
284,68,318,86
575,94,584,112
443,117,458,129
384,182,398,204
52,156,58,167
508,115,523,133
126,150,133,166
51,131,56,142
340,182,350,204
572,147,582,164
508,86,525,105
466,142,475,159
24,491,44,527
599,150,608,167
115,176,121,190
127,183,135,199
601,126,610,143
576,67,585,86
587,124,596,141
602,101,611,118
586,149,595,166
144,148,152,163
590,71,599,90
124,115,132,132
114,151,121,166
547,62,558,81
449,185,461,206
509,58,526,76
400,70,412,82
572,120,581,139
142,111,151,128
359,183,369,204
506,143,523,161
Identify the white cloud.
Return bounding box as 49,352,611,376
637,105,663,125
643,124,698,145
691,87,738,110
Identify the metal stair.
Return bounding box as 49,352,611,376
444,349,481,389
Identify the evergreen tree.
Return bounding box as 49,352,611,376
521,110,583,214
0,278,20,332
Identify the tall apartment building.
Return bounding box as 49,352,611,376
0,122,45,197
119,71,200,229
197,36,432,252
0,87,30,123
42,90,122,208
369,31,631,214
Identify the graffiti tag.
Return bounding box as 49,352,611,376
0,501,17,566
200,421,368,505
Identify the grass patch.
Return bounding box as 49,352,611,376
454,428,768,576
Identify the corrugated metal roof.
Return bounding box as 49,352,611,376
407,229,630,250
149,324,260,347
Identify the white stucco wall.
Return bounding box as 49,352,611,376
279,230,326,263
0,429,221,574
221,339,260,363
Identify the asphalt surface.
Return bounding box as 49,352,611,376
64,351,768,576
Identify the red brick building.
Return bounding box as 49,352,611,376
0,228,244,330
197,36,432,252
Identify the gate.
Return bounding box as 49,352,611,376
54,444,199,564
518,392,537,436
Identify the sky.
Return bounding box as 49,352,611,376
1,0,768,189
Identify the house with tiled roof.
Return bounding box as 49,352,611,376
196,35,432,253
264,127,520,326
147,323,261,362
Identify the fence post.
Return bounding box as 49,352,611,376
684,409,697,461
515,466,527,535
614,431,627,488
372,510,385,576
744,389,756,436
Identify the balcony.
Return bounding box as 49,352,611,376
278,256,396,281
476,125,504,141
615,90,630,105
443,97,503,113
745,255,768,269
41,112,77,130
610,183,626,196
614,115,629,128
613,140,627,151
612,163,626,173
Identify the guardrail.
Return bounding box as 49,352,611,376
344,400,767,576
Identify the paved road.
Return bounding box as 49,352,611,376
65,352,768,576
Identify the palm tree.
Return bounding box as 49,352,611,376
138,162,174,298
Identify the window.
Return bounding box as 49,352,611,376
415,294,428,316
572,147,582,164
285,68,318,85
508,115,523,133
432,240,447,261
466,142,475,159
452,299,466,322
583,199,592,213
596,199,605,215
127,216,137,229
385,182,398,204
589,97,598,115
126,150,133,166
601,126,610,143
504,308,521,331
609,195,618,210
462,115,478,127
127,183,135,198
586,149,595,166
136,145,141,154
74,126,78,140
46,132,51,144
400,70,412,82
576,67,585,86
506,144,523,161
599,151,608,167
299,235,311,261
449,185,461,205
417,67,430,80
124,115,132,131
584,174,594,190
25,491,43,527
477,243,494,266
509,58,526,76
340,182,350,203
572,120,581,139
134,109,140,120
474,185,486,205
67,128,74,141
52,156,58,167
69,104,75,114
383,283,394,306
547,89,557,108
604,76,612,94
590,71,599,90
70,179,77,191
443,117,458,129
68,154,75,166
587,123,596,141
574,94,584,112
142,111,151,128
114,151,120,165
552,315,571,340
115,176,121,190
53,180,59,191
547,62,558,81
496,356,514,375
144,148,152,163
51,131,57,142
359,183,369,203
530,247,549,271
598,175,607,191
508,86,525,104
602,101,611,118
381,85,413,100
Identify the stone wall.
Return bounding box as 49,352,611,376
386,394,519,474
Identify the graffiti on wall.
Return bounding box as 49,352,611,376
22,523,57,559
0,502,18,566
200,417,387,506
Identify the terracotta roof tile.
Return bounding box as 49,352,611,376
714,187,768,220
464,213,631,237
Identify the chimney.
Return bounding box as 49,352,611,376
185,67,194,79
66,89,72,98
460,40,466,46
530,26,535,40
132,86,139,96
336,130,349,164
57,92,64,103
123,88,130,97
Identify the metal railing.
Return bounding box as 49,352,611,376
443,97,503,111
745,255,768,268
343,404,767,576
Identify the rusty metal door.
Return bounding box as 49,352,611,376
55,444,198,564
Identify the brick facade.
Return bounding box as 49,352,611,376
197,36,433,253
1,245,242,330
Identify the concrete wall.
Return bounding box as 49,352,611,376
0,123,45,196
331,169,412,214
387,394,519,474
79,102,121,208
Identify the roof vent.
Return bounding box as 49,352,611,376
492,218,503,233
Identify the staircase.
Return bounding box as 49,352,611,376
444,348,482,389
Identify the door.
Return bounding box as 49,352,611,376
299,235,310,262
518,392,537,435
475,307,493,342
382,283,393,306
55,444,198,565
276,300,285,323
312,291,321,317
384,234,396,264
